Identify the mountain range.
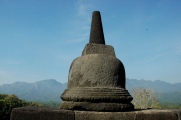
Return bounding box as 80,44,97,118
0,79,67,102
0,79,181,103
126,78,181,93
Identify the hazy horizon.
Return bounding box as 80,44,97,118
0,78,180,86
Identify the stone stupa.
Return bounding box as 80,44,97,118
60,11,134,111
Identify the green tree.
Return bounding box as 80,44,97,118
0,94,42,120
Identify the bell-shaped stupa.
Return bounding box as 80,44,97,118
60,11,134,111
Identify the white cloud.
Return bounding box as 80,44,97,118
78,4,87,17
143,52,169,65
66,1,91,44
76,0,90,17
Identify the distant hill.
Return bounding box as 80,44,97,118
126,78,181,93
0,79,67,102
0,78,181,103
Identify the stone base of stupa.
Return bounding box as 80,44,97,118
60,101,134,112
60,87,134,111
11,106,181,120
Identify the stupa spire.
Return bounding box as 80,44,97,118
89,11,105,44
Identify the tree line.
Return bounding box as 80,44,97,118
0,94,42,120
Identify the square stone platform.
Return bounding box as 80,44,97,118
11,106,181,120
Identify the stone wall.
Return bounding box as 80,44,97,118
11,106,181,120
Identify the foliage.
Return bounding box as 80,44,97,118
159,103,181,109
0,94,43,120
131,88,160,109
38,101,60,108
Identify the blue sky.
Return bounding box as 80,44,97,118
0,0,181,85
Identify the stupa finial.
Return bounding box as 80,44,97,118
89,11,105,44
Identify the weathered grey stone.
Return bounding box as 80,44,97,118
82,43,115,56
61,87,132,102
89,11,105,44
10,107,181,120
75,111,136,120
171,109,181,120
60,53,133,111
60,11,134,111
135,109,178,120
67,54,125,88
60,101,134,112
60,87,134,111
10,106,74,120
177,109,181,120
